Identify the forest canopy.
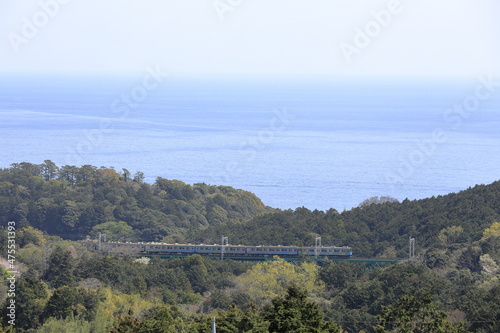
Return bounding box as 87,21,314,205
0,161,268,243
1,161,500,332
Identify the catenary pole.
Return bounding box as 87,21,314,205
212,317,216,333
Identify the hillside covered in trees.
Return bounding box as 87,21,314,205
2,161,499,258
1,161,500,332
198,180,500,257
0,161,268,243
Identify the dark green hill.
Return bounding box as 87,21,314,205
194,181,500,257
2,161,499,257
0,161,268,242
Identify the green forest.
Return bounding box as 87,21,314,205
1,161,500,332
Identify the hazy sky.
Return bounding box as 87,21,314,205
1,0,499,78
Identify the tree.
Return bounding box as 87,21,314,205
41,160,59,181
212,304,268,333
122,168,131,182
96,168,121,184
481,222,500,240
457,246,482,272
17,226,47,247
236,257,324,307
465,285,500,333
31,197,58,231
358,196,398,207
36,315,91,333
424,249,450,269
11,162,41,176
438,226,464,245
109,309,142,333
90,221,137,242
44,286,98,322
133,171,145,183
110,306,188,333
76,164,97,182
374,294,465,333
266,285,342,333
479,254,499,276
319,260,363,289
183,254,210,293
58,165,78,185
61,200,80,229
44,246,77,288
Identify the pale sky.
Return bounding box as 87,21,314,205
1,0,499,78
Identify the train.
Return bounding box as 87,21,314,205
83,241,353,260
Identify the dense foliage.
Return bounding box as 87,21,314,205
197,181,500,257
2,236,500,332
1,161,500,332
0,161,267,242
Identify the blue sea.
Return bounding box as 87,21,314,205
1,75,499,211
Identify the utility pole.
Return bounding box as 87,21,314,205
315,236,322,259
98,232,107,251
212,317,217,333
409,237,415,260
221,236,228,261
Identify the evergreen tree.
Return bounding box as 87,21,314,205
266,285,342,333
374,294,465,333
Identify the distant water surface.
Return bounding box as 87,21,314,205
1,76,499,211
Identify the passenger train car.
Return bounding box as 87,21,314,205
83,241,353,260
